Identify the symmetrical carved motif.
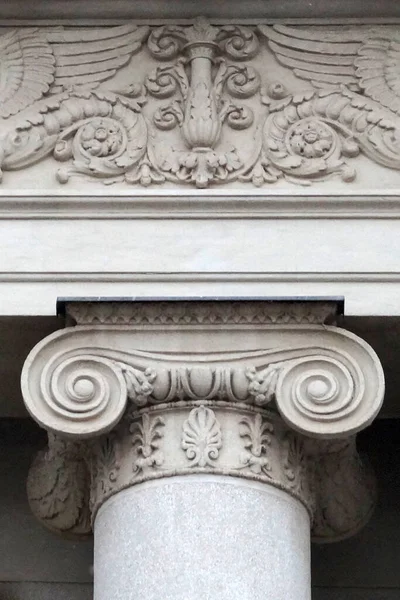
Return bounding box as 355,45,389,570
89,402,316,518
23,301,383,546
131,413,165,473
66,300,336,327
238,413,274,475
182,405,222,467
28,400,375,547
144,18,260,188
2,20,400,187
21,306,384,440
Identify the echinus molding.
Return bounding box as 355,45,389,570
22,301,383,543
2,18,400,191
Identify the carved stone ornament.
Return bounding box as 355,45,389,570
2,19,400,188
22,301,384,544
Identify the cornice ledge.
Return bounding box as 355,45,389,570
0,1,399,21
3,194,400,221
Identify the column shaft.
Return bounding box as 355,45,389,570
94,475,311,600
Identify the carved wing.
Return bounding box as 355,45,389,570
0,28,55,118
259,24,400,115
0,24,149,118
47,23,149,92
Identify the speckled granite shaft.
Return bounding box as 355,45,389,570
94,475,311,600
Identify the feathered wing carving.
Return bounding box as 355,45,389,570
259,24,400,115
0,24,149,118
47,24,149,92
0,28,54,118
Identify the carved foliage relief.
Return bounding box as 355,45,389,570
3,20,400,188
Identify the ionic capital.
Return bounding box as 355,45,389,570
22,300,383,542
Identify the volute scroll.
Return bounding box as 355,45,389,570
274,331,385,438
21,319,384,440
21,301,384,545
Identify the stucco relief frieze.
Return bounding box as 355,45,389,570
22,301,384,543
1,20,400,187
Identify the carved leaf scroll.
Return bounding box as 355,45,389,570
1,20,400,187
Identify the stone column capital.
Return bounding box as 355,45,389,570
22,300,383,543
22,300,384,440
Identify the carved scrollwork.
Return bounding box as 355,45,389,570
23,302,383,544
275,351,379,438
22,351,128,438
1,20,400,187
143,18,260,188
224,65,261,99
216,25,260,60
147,25,188,60
0,90,148,184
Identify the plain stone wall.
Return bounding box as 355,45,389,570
0,419,399,600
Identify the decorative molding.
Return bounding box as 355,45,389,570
90,401,316,519
181,405,222,467
27,433,91,537
131,412,165,473
1,2,400,22
308,437,377,543
238,413,274,475
2,20,400,188
66,300,336,326
21,309,384,439
23,301,383,543
28,401,376,544
4,270,400,283
3,193,400,220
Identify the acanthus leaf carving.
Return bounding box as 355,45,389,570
309,437,377,542
2,21,400,186
130,413,165,473
0,89,149,184
282,432,314,511
90,431,120,508
245,364,280,405
27,433,91,537
117,362,157,406
181,405,222,467
238,413,274,476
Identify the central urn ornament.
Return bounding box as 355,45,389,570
146,17,260,187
